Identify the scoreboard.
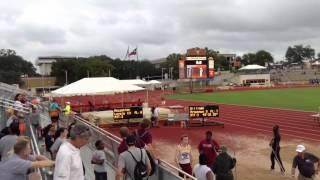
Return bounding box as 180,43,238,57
113,106,143,120
189,105,219,118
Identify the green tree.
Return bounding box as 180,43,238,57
255,50,273,66
242,50,273,66
317,52,320,59
285,45,315,64
0,49,37,84
163,53,181,79
242,53,256,65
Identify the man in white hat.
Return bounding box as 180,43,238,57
291,145,319,180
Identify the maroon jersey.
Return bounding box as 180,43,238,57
198,139,220,166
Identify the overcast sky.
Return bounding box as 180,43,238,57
1,0,320,63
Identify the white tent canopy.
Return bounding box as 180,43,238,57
120,79,149,86
147,80,162,85
239,64,267,70
50,77,144,97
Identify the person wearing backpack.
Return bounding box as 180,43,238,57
116,134,151,180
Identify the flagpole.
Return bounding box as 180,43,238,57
124,46,129,60
136,45,139,61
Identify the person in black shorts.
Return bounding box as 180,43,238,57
291,145,319,180
269,125,285,173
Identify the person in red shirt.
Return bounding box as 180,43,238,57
133,119,152,148
198,131,220,168
117,127,129,154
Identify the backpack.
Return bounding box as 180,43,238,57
128,149,148,180
133,130,157,176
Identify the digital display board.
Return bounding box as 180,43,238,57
189,105,219,118
113,106,143,120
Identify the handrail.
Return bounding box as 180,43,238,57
73,115,122,142
72,114,197,180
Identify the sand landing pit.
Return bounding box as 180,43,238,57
152,133,320,180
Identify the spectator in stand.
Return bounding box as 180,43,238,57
150,106,160,127
0,122,20,161
54,124,91,180
49,99,60,126
50,127,68,159
92,140,108,180
133,119,152,149
14,93,24,110
63,102,72,115
30,105,41,138
193,153,215,180
291,145,319,180
198,131,220,169
1,110,19,137
44,124,56,158
175,134,193,177
212,146,236,180
133,119,157,176
0,138,55,180
269,125,284,173
116,134,151,180
118,127,129,154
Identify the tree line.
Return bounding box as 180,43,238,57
1,45,320,85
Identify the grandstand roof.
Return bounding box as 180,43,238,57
50,77,144,97
239,64,266,70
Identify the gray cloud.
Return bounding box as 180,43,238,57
1,0,320,62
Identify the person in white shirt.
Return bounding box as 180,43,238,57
54,124,91,180
91,140,107,180
193,153,215,180
151,106,160,127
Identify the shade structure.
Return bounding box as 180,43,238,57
239,64,267,70
312,61,320,66
120,79,149,86
50,77,144,97
147,80,162,85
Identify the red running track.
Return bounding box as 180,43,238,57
164,98,320,143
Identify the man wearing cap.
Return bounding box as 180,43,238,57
54,124,91,180
291,145,319,180
116,134,151,180
212,146,236,180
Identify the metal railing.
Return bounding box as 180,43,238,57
72,114,197,180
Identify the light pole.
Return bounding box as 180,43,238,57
87,70,90,78
65,70,68,85
161,68,166,81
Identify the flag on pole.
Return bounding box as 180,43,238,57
128,48,137,57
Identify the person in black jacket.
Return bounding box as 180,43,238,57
270,125,285,173
212,146,236,180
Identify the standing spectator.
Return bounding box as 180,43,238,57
291,145,319,179
133,119,157,176
118,127,129,154
175,134,193,177
54,124,91,180
63,102,72,115
49,99,60,125
116,134,151,180
44,124,56,158
14,93,24,111
0,138,55,180
50,127,68,159
150,106,160,127
92,140,107,180
269,125,285,173
198,131,220,168
193,153,215,180
212,146,236,180
133,119,152,149
0,122,20,161
30,105,41,138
